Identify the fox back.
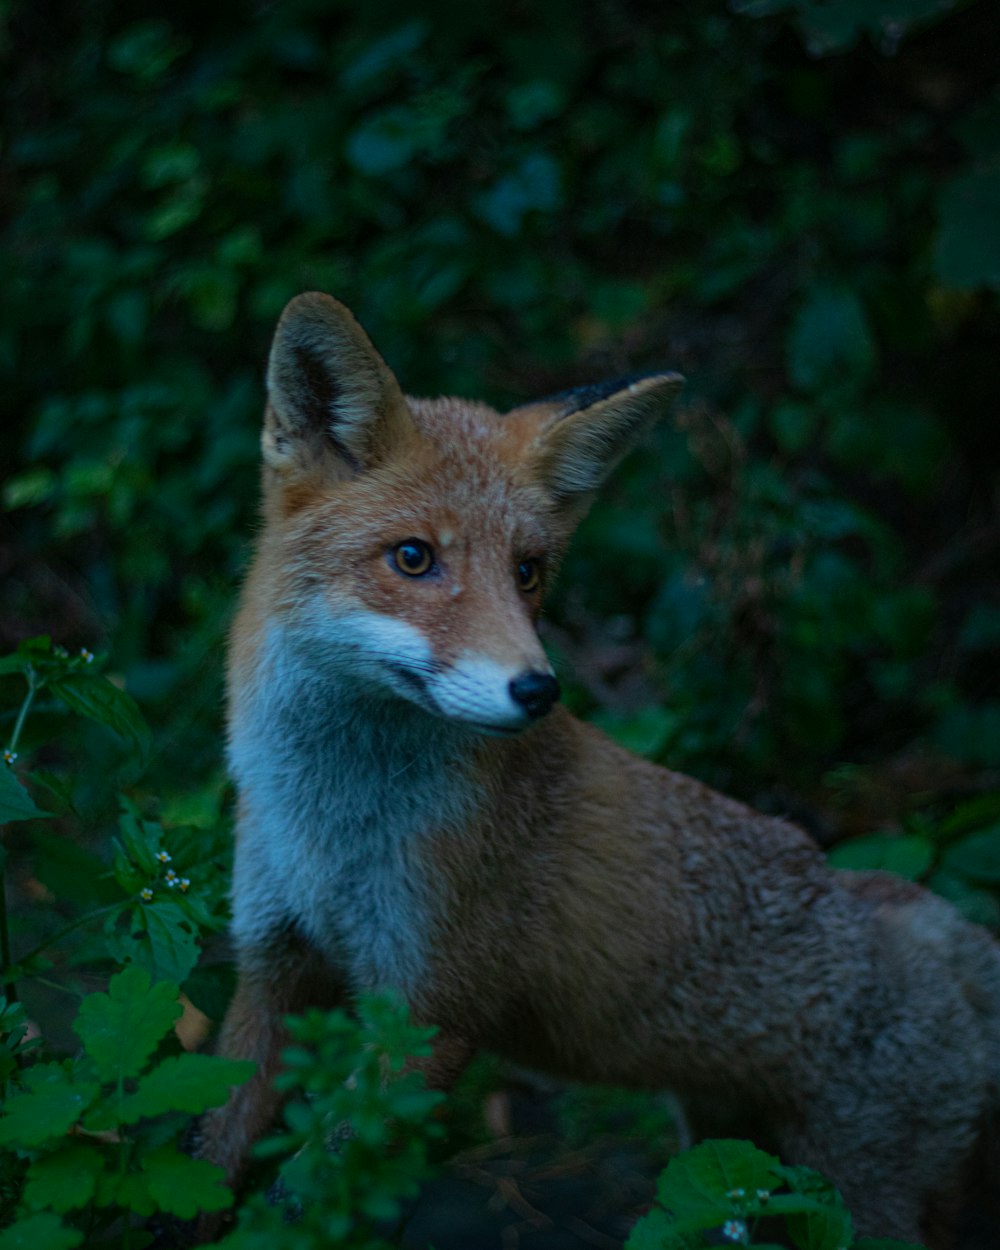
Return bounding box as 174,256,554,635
207,293,1000,1249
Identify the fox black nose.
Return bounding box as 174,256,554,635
509,671,561,720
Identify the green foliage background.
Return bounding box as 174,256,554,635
0,0,999,1241
4,0,998,803
2,0,1000,989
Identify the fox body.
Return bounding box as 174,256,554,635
205,293,1000,1245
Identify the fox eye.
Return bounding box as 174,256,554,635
516,559,541,593
392,539,435,577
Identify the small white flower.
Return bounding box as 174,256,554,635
756,1188,771,1204
140,887,153,901
178,877,191,893
165,867,178,881
80,648,94,663
726,1188,746,1201
2,748,17,766
722,1220,748,1243
156,851,172,863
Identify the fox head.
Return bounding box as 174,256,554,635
253,292,683,735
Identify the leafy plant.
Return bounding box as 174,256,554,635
830,794,1000,929
219,994,444,1250
0,638,231,1012
0,965,252,1247
627,1138,923,1249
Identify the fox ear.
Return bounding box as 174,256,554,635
264,292,411,474
516,373,684,504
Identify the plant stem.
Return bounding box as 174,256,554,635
3,900,126,983
8,668,39,757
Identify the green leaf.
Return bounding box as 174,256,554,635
119,1053,254,1123
0,767,52,823
766,1197,852,1249
827,833,933,880
23,1140,107,1212
854,1241,926,1249
141,1145,234,1217
73,966,181,1083
0,1065,99,1147
591,705,679,759
787,286,875,393
3,467,57,511
935,163,1000,290
0,1213,83,1250
940,824,1000,883
654,1138,783,1222
927,869,1000,929
48,672,151,765
137,901,202,983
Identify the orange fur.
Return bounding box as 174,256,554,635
202,294,1000,1247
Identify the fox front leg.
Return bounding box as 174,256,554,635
197,931,344,1202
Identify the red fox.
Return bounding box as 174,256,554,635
203,292,1000,1246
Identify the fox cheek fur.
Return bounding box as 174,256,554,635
199,291,1000,1248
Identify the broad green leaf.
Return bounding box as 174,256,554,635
935,164,1000,290
653,1139,783,1222
0,767,52,824
0,1064,99,1147
119,1053,254,1123
941,824,1000,883
73,966,180,1082
591,705,679,759
827,833,933,881
625,1204,702,1250
107,1170,155,1216
787,286,875,393
140,901,202,983
0,1213,83,1250
23,1140,107,1212
49,672,150,764
927,869,1000,929
141,1145,234,1217
767,1196,852,1249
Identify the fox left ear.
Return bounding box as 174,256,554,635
264,292,412,475
514,372,684,504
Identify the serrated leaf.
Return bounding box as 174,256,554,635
48,672,150,764
0,1213,83,1250
135,901,202,983
624,1204,702,1250
23,1140,107,1212
141,1145,234,1217
73,966,181,1083
0,1065,99,1147
655,1139,783,1221
119,1053,254,1123
108,1170,155,1216
0,767,52,823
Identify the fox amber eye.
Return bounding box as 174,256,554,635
517,559,541,593
393,539,434,577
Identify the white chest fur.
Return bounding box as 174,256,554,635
227,628,472,994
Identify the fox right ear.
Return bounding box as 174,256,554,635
264,293,411,474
